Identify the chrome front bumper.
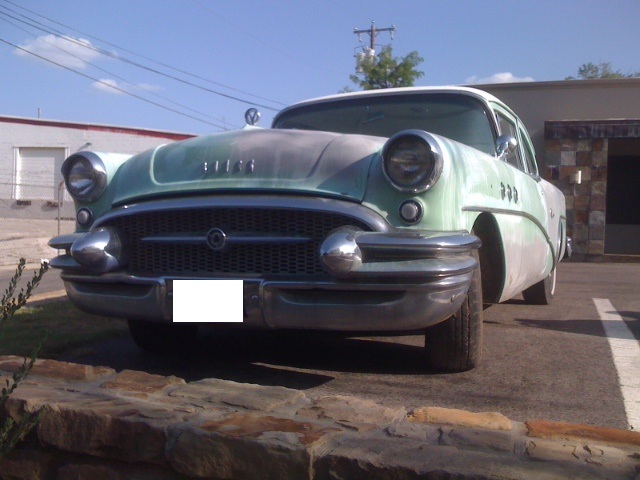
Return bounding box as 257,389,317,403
58,273,474,331
50,228,481,332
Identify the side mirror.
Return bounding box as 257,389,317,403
496,135,518,158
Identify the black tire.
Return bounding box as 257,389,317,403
522,267,556,305
127,319,199,353
424,254,483,372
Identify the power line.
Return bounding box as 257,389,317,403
0,14,239,129
0,0,283,111
190,0,344,77
0,37,230,130
0,0,285,107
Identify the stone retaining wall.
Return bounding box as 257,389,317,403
1,356,639,480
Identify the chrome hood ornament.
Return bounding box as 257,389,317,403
244,108,261,126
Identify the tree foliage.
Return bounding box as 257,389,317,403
0,259,48,459
566,62,640,80
350,45,424,90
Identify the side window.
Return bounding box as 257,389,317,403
518,125,539,176
496,113,524,171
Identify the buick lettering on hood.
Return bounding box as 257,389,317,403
49,87,570,372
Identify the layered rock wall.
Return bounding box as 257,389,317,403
1,357,639,480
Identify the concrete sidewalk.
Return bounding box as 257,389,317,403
0,218,74,267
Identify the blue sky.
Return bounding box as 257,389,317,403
1,0,638,135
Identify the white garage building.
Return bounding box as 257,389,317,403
0,115,193,264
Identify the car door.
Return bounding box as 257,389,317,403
493,107,550,300
518,121,565,267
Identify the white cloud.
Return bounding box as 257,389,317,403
465,72,535,85
91,79,162,95
137,83,163,92
92,79,125,95
14,34,101,69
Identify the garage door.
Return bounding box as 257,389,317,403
15,147,67,201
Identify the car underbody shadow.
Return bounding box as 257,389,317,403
61,327,442,390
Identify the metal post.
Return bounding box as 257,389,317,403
57,180,64,235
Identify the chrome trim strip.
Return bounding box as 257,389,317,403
99,195,390,232
353,256,477,278
140,234,313,245
463,205,557,269
49,254,83,270
356,231,481,254
48,233,85,250
60,271,469,291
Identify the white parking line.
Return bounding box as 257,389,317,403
593,298,640,431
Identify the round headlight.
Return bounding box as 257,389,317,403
382,130,442,193
62,152,107,202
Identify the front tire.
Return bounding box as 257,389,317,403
424,255,483,372
127,320,199,353
522,268,556,305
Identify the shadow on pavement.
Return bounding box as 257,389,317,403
61,328,436,389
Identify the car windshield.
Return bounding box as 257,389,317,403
273,93,497,156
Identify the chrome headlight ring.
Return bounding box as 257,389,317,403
61,151,107,202
381,130,443,193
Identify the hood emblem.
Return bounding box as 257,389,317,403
203,159,255,175
206,228,227,251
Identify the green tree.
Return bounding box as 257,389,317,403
0,259,48,459
350,45,424,90
566,61,640,80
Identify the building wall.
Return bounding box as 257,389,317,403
0,117,193,219
544,122,640,259
478,78,640,159
478,80,640,259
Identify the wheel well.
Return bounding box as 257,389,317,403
473,213,505,305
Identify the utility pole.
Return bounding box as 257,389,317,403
353,21,395,51
353,21,395,74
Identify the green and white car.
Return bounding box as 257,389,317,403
49,86,569,372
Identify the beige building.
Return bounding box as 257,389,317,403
479,79,640,259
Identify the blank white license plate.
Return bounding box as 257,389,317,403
173,280,243,323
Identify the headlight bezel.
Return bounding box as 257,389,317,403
61,152,108,202
381,130,443,193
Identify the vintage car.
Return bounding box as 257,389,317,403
49,86,569,372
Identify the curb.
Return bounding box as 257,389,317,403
1,356,639,479
26,289,67,305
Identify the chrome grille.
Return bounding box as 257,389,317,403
105,208,372,276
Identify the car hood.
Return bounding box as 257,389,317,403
112,128,385,205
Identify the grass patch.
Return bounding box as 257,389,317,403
0,300,127,358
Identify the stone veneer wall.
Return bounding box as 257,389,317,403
545,119,640,260
544,136,608,258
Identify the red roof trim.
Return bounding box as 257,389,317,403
0,116,196,141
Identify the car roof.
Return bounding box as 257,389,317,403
273,86,514,126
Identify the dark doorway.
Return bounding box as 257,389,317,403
605,139,640,255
